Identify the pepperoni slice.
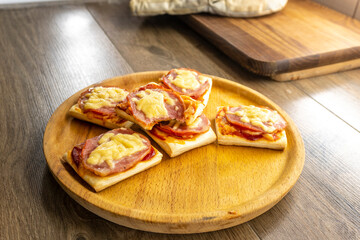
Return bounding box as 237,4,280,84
155,114,210,137
216,108,264,141
161,68,210,99
224,106,286,133
141,147,156,162
127,83,185,129
75,128,151,177
71,143,84,167
78,86,128,117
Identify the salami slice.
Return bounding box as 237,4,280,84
71,143,84,167
141,147,156,162
127,83,185,128
225,106,286,134
216,108,264,141
155,114,210,138
78,86,128,117
74,128,151,177
161,68,210,99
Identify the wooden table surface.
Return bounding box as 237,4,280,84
1,1,359,239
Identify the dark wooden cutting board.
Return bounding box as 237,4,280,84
182,0,360,81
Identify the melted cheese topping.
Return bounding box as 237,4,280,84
168,120,181,130
170,69,200,90
84,87,128,110
198,75,210,84
134,89,169,118
263,133,275,141
162,91,175,105
231,106,279,133
167,115,202,130
188,116,203,129
86,132,147,168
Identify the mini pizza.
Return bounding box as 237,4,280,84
215,105,287,150
147,114,217,157
160,68,212,106
64,128,163,192
69,86,133,129
116,83,186,130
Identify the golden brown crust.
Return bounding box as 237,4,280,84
69,104,133,129
64,147,162,192
215,106,287,150
146,128,217,157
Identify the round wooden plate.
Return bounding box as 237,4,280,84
43,71,305,234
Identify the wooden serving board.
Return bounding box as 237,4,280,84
43,71,305,234
182,0,360,81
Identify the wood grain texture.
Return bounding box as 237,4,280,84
181,0,360,80
292,68,360,131
354,0,360,20
43,71,304,233
87,1,360,239
1,0,360,239
86,1,232,74
0,4,133,240
271,58,360,81
312,0,359,17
